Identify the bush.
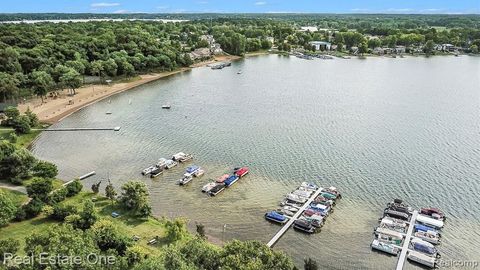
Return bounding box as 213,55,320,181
48,187,68,204
66,179,83,197
8,133,17,143
50,203,78,221
0,239,19,261
23,198,44,218
0,190,17,226
14,207,26,221
32,161,58,179
14,115,31,134
26,177,53,202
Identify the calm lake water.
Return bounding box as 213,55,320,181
31,55,480,269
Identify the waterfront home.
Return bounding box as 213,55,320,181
189,47,212,60
266,36,274,44
373,47,385,55
395,45,406,54
441,44,456,52
309,41,331,51
299,26,318,32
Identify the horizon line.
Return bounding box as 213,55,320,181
0,12,479,15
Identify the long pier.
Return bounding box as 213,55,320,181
396,210,418,270
38,127,121,131
266,187,323,247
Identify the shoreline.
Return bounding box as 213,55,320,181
18,54,242,124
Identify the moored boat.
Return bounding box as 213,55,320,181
172,152,193,162
216,174,230,183
407,250,438,268
293,219,315,234
142,166,156,175
194,169,204,177
371,239,400,255
420,208,445,221
185,165,200,175
224,175,239,187
374,227,404,241
165,159,178,169
283,206,299,213
410,238,440,258
414,230,441,245
202,182,217,193
384,209,410,221
157,158,168,169
265,211,288,224
150,167,163,178
300,182,318,191
417,214,444,229
178,174,193,185
208,184,225,196
286,193,308,204
234,167,249,177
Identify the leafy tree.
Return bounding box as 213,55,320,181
30,70,54,103
13,115,31,134
25,107,39,127
180,238,220,269
0,239,19,261
91,181,101,194
65,179,83,196
3,106,19,122
359,42,368,55
304,258,318,270
196,223,206,238
26,177,53,202
105,180,117,201
196,39,210,48
32,160,58,178
425,40,435,55
470,44,478,54
164,218,188,243
50,203,78,221
0,72,19,102
119,181,150,216
90,219,131,255
23,198,44,218
125,246,149,267
48,187,68,204
0,190,17,226
60,68,82,95
0,145,36,183
74,200,98,230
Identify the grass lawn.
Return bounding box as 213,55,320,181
0,188,28,206
0,128,43,148
0,192,169,255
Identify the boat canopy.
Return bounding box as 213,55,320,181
411,239,437,255
375,227,404,240
384,209,410,220
224,175,239,186
266,211,287,222
414,224,439,234
235,167,249,176
417,214,444,229
407,250,436,267
186,165,200,174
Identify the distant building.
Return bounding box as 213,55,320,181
309,41,331,51
200,34,223,54
441,44,456,52
395,45,406,54
189,47,212,60
266,36,274,44
299,26,318,32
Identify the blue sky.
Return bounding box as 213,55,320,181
1,0,479,14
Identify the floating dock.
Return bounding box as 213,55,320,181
396,210,418,270
266,187,323,247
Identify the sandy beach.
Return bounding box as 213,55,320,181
18,54,242,124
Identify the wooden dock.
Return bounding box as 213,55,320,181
266,187,323,247
39,127,121,131
396,210,418,270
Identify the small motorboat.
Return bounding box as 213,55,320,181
157,158,168,169
376,233,402,245
234,167,249,177
280,199,303,208
237,70,242,74
162,104,171,109
371,239,400,255
283,206,299,213
414,230,441,245
265,211,288,224
216,174,230,183
172,152,193,162
407,250,438,268
378,217,408,233
185,165,200,175
322,186,341,198
320,192,337,200
278,209,295,217
202,182,217,193
292,189,312,198
142,166,156,175
178,174,193,185
224,175,239,187
286,193,307,204
194,169,204,177
106,111,112,115
374,227,404,242
150,167,163,178
417,214,444,229
300,182,318,191
384,209,410,221
165,159,178,169
302,214,324,228
420,208,445,221
208,184,225,196
293,219,315,234
414,224,441,237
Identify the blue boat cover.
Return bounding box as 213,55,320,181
415,224,437,233
186,165,199,174
266,211,286,221
224,175,239,186
413,243,436,255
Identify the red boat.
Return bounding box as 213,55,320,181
420,208,445,220
216,174,230,183
235,167,249,177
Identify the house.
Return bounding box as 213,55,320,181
299,26,318,32
212,43,223,54
266,36,274,44
441,44,455,52
309,41,331,51
373,47,385,55
395,45,406,54
188,47,212,60
200,34,223,54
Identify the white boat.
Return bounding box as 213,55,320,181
300,182,318,191
142,166,157,175
376,233,402,245
414,231,441,245
172,152,187,161
374,227,404,241
292,189,312,198
178,175,193,185
162,104,171,109
157,158,167,169
283,206,299,213
371,239,400,255
407,250,437,268
194,169,205,177
379,217,408,233
417,214,444,229
165,159,178,169
286,193,308,204
202,182,217,193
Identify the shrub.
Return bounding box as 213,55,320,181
48,187,68,204
14,115,31,134
66,179,82,197
0,239,19,261
0,190,17,226
23,198,44,218
26,177,53,202
14,207,26,221
32,161,58,179
50,203,78,221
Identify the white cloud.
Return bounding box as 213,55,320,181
255,1,267,6
351,8,369,12
386,8,413,13
113,9,129,13
91,2,120,8
156,5,169,10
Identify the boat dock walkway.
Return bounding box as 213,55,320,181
396,210,418,270
266,187,323,248
37,127,121,131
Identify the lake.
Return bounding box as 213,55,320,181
31,55,480,269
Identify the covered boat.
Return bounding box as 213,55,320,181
303,215,324,228
150,167,163,178
407,250,437,268
417,214,444,229
420,208,445,220
186,165,200,174
293,219,315,234
172,152,193,162
157,158,167,169
374,227,404,241
410,239,439,257
287,194,308,204
300,182,318,191
202,182,217,193
379,217,408,233
384,209,410,221
234,167,249,177
264,211,288,224
414,230,441,245
208,184,225,196
216,174,230,183
224,175,239,187
320,192,337,200
142,166,156,175
414,224,441,237
165,159,178,169
178,175,193,185
371,239,400,255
